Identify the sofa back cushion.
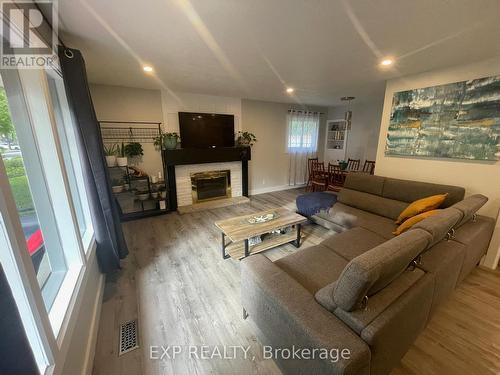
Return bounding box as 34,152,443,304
382,177,465,208
337,189,409,221
411,208,462,247
450,194,488,228
343,173,385,195
333,229,431,311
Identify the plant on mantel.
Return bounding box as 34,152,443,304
154,131,180,150
236,131,257,147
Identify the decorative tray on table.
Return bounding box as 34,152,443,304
245,212,278,224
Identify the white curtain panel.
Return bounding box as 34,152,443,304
286,110,320,186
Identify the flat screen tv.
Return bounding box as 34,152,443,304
178,112,235,148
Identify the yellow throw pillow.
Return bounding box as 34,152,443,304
395,193,448,224
393,210,441,235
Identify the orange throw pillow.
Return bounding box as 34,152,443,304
395,193,448,224
393,210,441,235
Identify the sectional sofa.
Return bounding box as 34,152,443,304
241,173,495,375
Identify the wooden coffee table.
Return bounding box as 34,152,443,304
215,207,307,260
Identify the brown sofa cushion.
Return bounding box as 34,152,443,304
338,188,409,221
416,239,466,316
343,173,385,195
333,269,424,334
323,202,397,239
450,194,488,228
381,177,465,207
451,215,495,283
411,208,462,247
274,245,348,294
360,274,434,375
321,227,387,261
333,229,431,311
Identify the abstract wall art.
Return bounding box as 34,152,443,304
385,75,500,161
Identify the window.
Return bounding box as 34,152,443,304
0,72,69,310
46,72,93,245
287,110,320,152
0,66,94,373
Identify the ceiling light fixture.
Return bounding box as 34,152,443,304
143,65,154,73
380,58,394,67
286,87,294,94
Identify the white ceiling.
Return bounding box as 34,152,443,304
59,0,500,106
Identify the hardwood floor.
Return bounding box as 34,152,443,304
92,188,500,375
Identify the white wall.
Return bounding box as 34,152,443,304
375,56,500,269
92,85,330,195
326,100,383,164
242,99,328,194
90,84,164,178
59,253,103,375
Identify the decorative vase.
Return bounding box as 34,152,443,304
236,138,250,147
116,157,128,167
164,137,178,150
105,155,116,167
339,161,348,170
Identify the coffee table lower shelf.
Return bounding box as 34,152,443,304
224,229,303,260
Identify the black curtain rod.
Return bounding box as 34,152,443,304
99,120,162,125
288,109,324,115
34,2,68,51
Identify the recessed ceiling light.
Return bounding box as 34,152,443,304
380,58,394,66
143,65,154,73
286,87,294,94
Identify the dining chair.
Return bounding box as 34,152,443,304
327,163,344,192
362,160,376,174
311,161,327,191
347,158,360,171
306,157,319,192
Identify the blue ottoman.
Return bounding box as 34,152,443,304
296,192,337,217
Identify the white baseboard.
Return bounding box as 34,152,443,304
82,274,105,375
249,184,306,196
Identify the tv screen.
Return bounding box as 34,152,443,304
178,112,235,148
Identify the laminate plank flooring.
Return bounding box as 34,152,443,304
92,188,500,375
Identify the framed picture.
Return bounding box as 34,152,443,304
385,75,500,161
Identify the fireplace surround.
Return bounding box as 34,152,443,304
163,146,251,210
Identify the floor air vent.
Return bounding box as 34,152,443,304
119,319,139,356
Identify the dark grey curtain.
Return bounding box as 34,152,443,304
0,264,38,374
58,46,128,273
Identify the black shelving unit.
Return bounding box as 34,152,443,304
109,165,169,221
99,120,171,222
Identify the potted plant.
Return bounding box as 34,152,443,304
154,131,181,150
116,142,128,167
235,131,257,147
103,143,118,167
111,178,124,193
338,160,348,170
164,132,180,150
124,142,144,164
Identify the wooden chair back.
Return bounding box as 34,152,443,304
362,160,376,174
347,158,360,171
328,163,343,185
311,161,325,177
307,157,318,175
